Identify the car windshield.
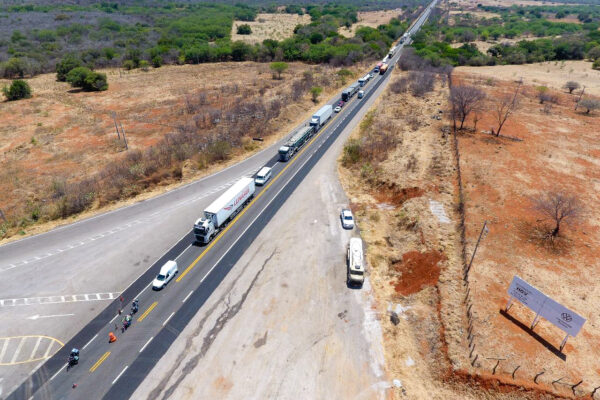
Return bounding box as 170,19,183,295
344,215,353,220
156,274,166,281
352,270,364,275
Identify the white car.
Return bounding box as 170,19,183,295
152,260,178,290
334,106,342,113
357,90,364,99
340,208,354,229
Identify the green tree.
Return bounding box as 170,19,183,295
123,60,136,70
151,55,163,68
2,79,32,101
237,24,252,35
310,86,323,102
270,61,289,79
56,55,82,82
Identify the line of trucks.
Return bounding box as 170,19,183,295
193,38,405,245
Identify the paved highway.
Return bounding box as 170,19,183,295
4,2,436,398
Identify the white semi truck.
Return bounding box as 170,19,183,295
193,177,255,244
310,104,333,131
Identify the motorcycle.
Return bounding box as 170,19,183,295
67,348,79,370
122,314,132,331
131,299,139,315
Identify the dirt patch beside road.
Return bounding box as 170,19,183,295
232,13,311,44
339,9,403,38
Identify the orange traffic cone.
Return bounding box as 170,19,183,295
109,332,117,343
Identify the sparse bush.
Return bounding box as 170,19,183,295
139,60,150,71
270,62,288,79
337,69,353,85
2,57,27,79
66,67,108,91
390,77,409,94
532,191,581,240
2,79,32,101
310,86,322,102
151,55,163,68
123,60,136,70
564,81,580,94
579,98,600,114
593,59,600,70
342,139,361,166
237,24,252,35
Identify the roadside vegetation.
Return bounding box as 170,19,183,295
411,4,600,68
0,1,425,78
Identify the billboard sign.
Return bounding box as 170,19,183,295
507,276,586,337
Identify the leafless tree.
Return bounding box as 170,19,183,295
564,81,580,94
450,85,486,130
578,98,600,114
533,192,581,239
492,83,521,136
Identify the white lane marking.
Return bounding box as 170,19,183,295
0,338,9,363
27,313,74,320
110,313,119,323
49,363,67,381
82,334,98,350
139,337,153,353
163,312,175,326
133,283,152,302
182,290,193,303
29,336,42,360
112,366,128,385
10,337,26,363
1,292,120,307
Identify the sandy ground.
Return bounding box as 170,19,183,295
450,36,557,53
339,9,403,38
454,72,600,397
131,99,388,400
0,61,369,241
458,61,600,97
231,13,311,44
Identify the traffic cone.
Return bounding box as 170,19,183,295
109,332,117,343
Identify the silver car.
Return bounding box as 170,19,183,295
340,208,354,229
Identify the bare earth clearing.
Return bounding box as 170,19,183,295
454,72,600,397
339,9,403,38
458,61,600,97
0,61,367,241
231,13,311,44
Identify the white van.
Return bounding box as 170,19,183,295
152,260,178,290
255,166,272,186
357,90,364,99
347,238,365,285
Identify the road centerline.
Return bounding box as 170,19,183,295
89,351,110,373
137,301,158,322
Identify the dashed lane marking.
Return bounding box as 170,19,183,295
0,335,64,366
137,301,157,322
0,292,120,307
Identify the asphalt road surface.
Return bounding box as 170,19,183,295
3,2,437,398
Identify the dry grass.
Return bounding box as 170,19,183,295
454,72,600,397
457,61,600,97
0,61,369,241
338,9,403,38
231,13,311,44
449,10,501,19
456,0,578,7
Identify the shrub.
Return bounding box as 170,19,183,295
342,139,361,166
66,67,91,87
83,72,108,91
66,67,108,91
237,24,252,35
56,55,82,82
270,61,289,79
2,57,27,79
310,86,323,102
151,55,163,68
2,79,32,101
593,59,600,70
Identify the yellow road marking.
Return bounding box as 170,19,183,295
137,301,158,322
176,107,340,283
0,335,64,366
89,351,110,373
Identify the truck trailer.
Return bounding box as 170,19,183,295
310,104,333,131
278,125,314,162
379,63,389,75
193,177,255,244
358,74,371,87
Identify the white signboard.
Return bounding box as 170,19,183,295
507,276,586,337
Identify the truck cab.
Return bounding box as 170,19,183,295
278,145,292,161
194,217,215,244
